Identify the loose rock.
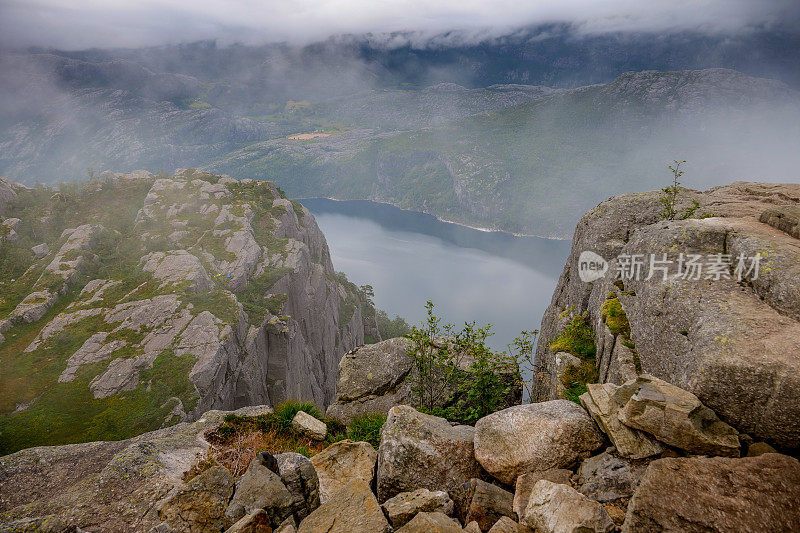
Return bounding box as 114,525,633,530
377,405,481,502
579,382,664,459
512,469,573,520
310,439,377,504
474,401,605,485
522,480,615,533
297,479,390,533
382,489,455,529
290,411,327,441
618,374,740,457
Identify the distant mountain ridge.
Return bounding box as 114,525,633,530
1,43,799,236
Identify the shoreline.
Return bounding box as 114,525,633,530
297,196,569,241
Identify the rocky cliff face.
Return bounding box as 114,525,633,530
0,170,365,454
535,181,800,449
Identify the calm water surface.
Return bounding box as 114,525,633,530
302,199,571,352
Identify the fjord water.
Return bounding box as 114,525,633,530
302,199,571,351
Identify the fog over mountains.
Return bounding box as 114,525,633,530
1,24,800,236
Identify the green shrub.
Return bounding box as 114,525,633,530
560,358,599,404
600,293,630,337
347,412,386,448
549,311,596,358
406,301,520,424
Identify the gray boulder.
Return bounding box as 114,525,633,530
618,374,740,457
474,401,605,485
623,453,800,532
512,469,573,520
326,338,414,423
31,243,50,259
310,440,377,504
522,480,614,533
226,455,294,525
291,411,326,441
275,452,321,522
297,479,390,533
381,489,455,529
577,448,648,502
158,465,235,533
377,405,481,502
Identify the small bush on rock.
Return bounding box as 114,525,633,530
406,301,522,425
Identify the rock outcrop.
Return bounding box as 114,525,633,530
535,181,800,449
326,337,522,424
0,170,368,454
377,405,481,502
0,406,270,531
622,453,800,532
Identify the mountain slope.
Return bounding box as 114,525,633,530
208,69,800,237
0,169,368,454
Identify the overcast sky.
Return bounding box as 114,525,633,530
1,0,798,50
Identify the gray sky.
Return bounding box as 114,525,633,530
1,0,798,50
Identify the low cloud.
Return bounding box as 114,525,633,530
1,0,798,50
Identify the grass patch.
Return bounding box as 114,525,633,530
601,292,631,337
549,310,598,404
272,400,325,430
560,358,599,404
237,267,291,324
0,348,199,454
346,412,385,448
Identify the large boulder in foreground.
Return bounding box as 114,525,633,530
622,453,800,532
310,439,377,504
618,374,739,456
474,401,605,485
377,405,481,502
522,480,615,533
297,479,390,533
534,182,800,448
